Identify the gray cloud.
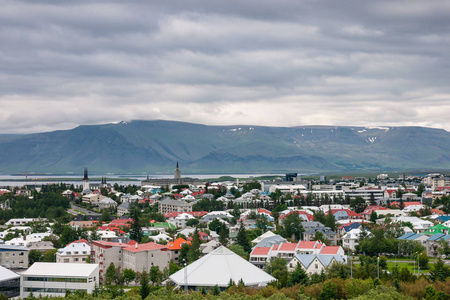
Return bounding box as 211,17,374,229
0,0,449,133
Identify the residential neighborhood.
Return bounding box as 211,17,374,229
1,169,450,298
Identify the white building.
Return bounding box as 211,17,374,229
20,263,99,298
56,242,91,263
175,213,195,228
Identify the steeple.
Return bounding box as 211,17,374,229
174,161,181,180
82,168,90,191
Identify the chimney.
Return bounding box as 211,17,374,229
135,242,138,249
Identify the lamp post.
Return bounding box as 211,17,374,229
377,256,380,279
413,253,418,275
184,262,188,293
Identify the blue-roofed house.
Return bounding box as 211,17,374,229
437,216,450,223
426,234,450,257
287,254,345,275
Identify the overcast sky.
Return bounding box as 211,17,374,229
1,0,450,134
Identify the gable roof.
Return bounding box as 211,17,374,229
170,246,275,287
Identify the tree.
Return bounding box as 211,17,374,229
139,270,151,299
324,208,337,232
228,244,247,259
100,209,112,223
236,221,251,253
105,263,117,285
255,215,269,232
280,213,304,240
149,265,162,285
123,269,136,286
429,258,450,282
313,210,326,224
287,263,309,286
28,250,42,266
186,219,199,227
350,196,367,213
319,281,339,300
264,257,287,282
42,249,57,262
187,230,202,263
418,251,429,269
129,204,143,242
370,211,378,223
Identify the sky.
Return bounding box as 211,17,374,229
1,0,450,134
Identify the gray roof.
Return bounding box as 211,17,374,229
254,235,287,248
293,254,344,269
304,227,337,236
160,198,191,207
118,202,131,209
0,245,29,251
301,221,325,229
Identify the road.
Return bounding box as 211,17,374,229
68,203,101,216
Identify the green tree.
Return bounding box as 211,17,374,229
28,250,42,266
100,209,112,223
228,244,247,259
105,263,117,285
319,280,339,300
139,270,151,299
236,221,251,253
350,196,367,213
287,263,309,286
429,258,450,282
186,219,199,227
313,210,326,224
264,257,287,283
187,230,202,263
280,213,304,240
42,249,57,262
149,265,162,285
129,204,143,242
370,211,378,223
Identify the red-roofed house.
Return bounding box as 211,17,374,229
108,219,133,228
319,246,345,256
279,210,313,222
361,206,386,220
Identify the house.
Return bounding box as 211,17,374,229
175,213,195,228
56,242,91,263
117,202,131,217
0,245,29,269
166,238,191,263
158,198,192,214
121,242,172,273
425,234,450,257
342,228,371,251
287,254,345,275
20,263,99,298
98,197,117,210
303,227,338,245
170,246,275,290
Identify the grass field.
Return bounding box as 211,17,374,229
386,261,434,274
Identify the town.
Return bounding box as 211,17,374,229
1,166,450,299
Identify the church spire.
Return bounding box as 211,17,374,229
83,168,89,180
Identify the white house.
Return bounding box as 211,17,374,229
56,242,91,263
175,213,195,228
20,263,99,298
287,254,345,275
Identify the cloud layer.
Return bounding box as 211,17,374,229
1,0,450,133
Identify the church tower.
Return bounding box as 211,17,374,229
174,161,181,181
83,168,90,191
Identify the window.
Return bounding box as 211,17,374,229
74,258,79,262
315,264,318,269
64,259,69,263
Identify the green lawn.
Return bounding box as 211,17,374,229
386,261,434,274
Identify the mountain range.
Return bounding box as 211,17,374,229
0,120,449,174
